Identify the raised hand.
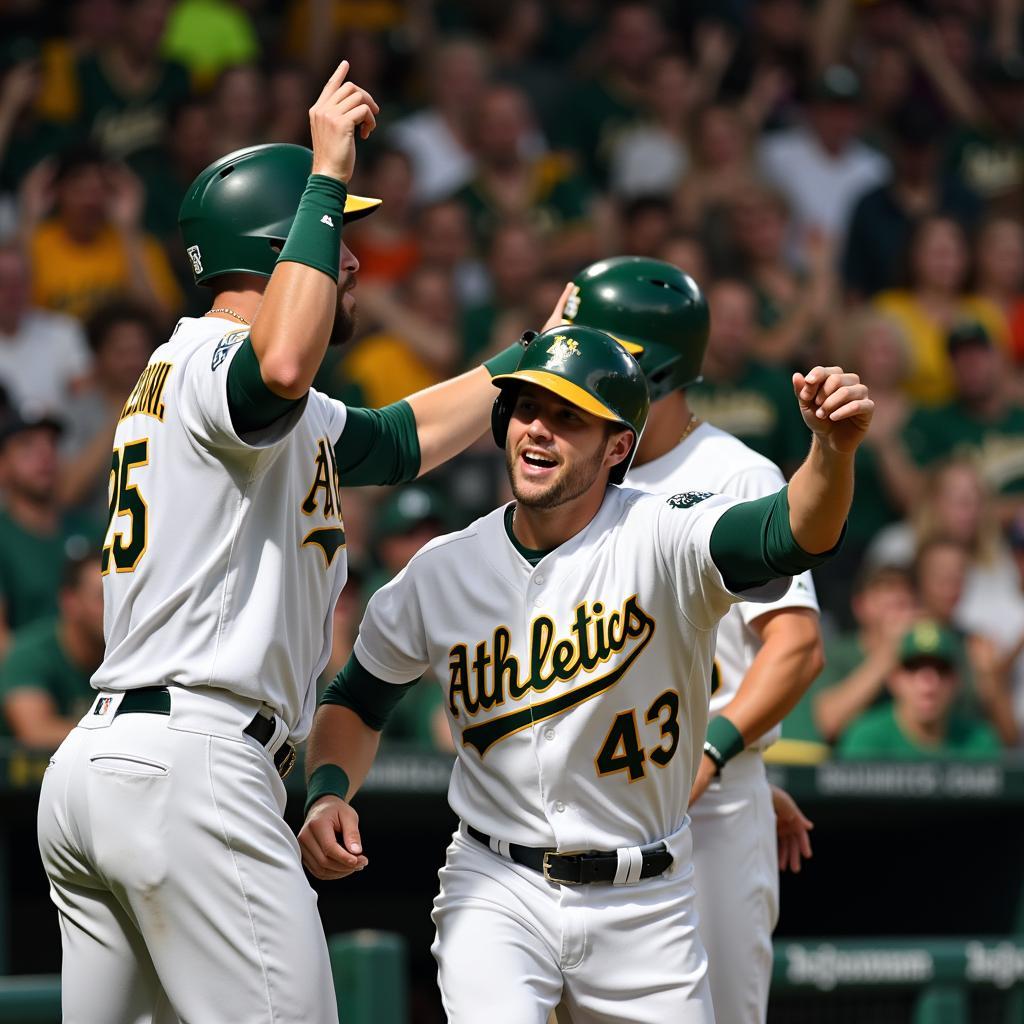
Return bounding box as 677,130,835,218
309,60,380,184
792,365,874,454
106,163,144,231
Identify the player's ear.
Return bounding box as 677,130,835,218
604,428,633,469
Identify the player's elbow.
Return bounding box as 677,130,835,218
259,357,311,400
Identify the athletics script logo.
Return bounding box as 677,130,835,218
448,594,656,755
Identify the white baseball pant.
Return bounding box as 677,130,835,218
37,687,337,1024
690,750,779,1024
431,822,714,1024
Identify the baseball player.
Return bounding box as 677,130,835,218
36,62,548,1024
299,324,872,1023
565,257,824,1023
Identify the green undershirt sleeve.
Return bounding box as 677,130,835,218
226,338,302,435
335,402,421,486
709,486,844,593
320,653,420,731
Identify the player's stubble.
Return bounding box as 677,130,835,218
505,431,609,511
329,273,357,347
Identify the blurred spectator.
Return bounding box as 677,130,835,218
481,0,563,142
974,216,1024,369
21,143,182,321
0,552,103,748
267,63,313,148
675,103,758,241
618,195,673,259
368,485,453,752
687,278,808,474
799,565,919,746
208,63,267,156
945,55,1024,211
820,310,916,618
873,215,1006,407
902,322,1024,515
728,187,837,366
138,96,214,246
461,220,544,361
995,517,1024,740
389,37,488,204
0,409,96,657
58,300,157,520
837,621,1002,760
656,234,709,289
843,105,981,301
758,65,888,248
608,52,694,200
161,0,260,89
70,0,191,164
415,199,488,308
0,244,91,412
457,83,594,267
345,147,419,285
0,46,76,200
913,536,1016,745
337,270,459,408
556,1,667,186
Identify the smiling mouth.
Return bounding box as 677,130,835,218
521,451,558,470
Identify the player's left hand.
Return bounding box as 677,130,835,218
688,753,718,806
772,784,813,873
792,366,873,454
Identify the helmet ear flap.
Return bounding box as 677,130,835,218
491,387,517,449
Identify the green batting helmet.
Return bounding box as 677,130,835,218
563,256,709,400
178,143,381,287
491,325,649,485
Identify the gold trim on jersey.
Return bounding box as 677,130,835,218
119,362,173,423
102,437,150,575
302,527,347,568
301,437,343,520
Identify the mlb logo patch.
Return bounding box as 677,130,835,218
94,696,113,716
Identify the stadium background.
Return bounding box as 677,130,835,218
0,0,1023,1020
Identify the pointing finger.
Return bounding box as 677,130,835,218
318,60,350,102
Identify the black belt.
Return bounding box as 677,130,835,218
467,825,672,886
112,686,297,779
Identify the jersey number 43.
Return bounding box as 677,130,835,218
595,689,681,782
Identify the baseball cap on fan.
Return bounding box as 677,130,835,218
0,406,64,447
372,485,450,544
898,621,960,669
946,321,992,356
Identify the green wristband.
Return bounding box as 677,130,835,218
704,716,745,773
277,175,348,282
484,331,536,377
304,763,350,817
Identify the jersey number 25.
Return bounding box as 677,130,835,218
102,440,149,574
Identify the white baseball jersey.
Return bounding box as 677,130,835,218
93,316,350,741
628,421,820,748
354,486,788,850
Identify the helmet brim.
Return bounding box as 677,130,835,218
343,194,382,223
491,369,627,424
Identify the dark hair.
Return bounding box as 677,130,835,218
53,142,107,184
60,552,101,592
85,300,160,356
852,563,914,597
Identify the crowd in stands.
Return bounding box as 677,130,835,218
0,0,1023,763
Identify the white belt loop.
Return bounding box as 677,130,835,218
612,845,644,886
488,836,512,861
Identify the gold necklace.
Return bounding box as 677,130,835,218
679,414,701,444
206,307,251,325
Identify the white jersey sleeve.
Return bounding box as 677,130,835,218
353,559,432,685
176,329,329,451
650,492,791,631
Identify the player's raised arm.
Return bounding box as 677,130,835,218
249,61,378,399
785,365,873,551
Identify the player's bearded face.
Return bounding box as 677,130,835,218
505,388,624,510
329,242,359,347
